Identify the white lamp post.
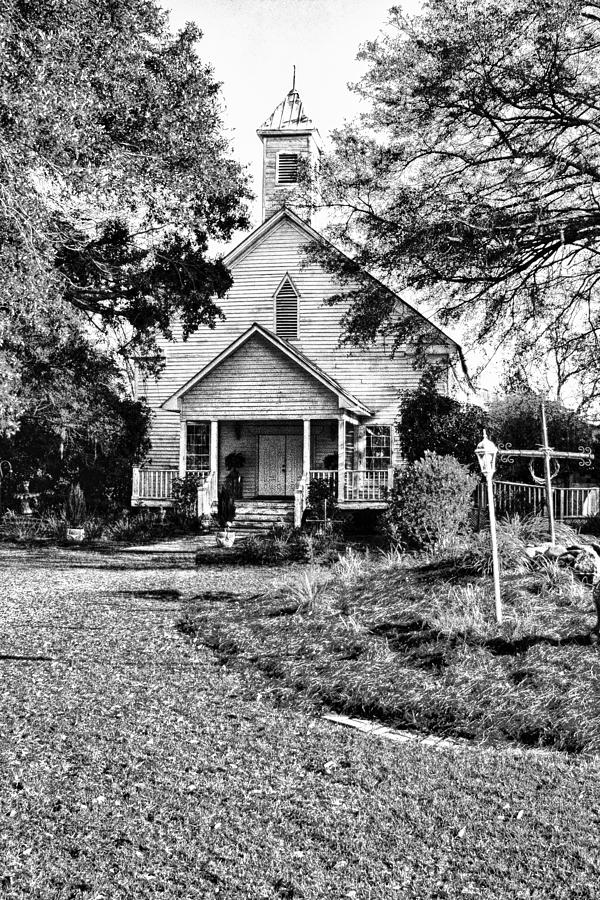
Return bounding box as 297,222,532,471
475,430,502,625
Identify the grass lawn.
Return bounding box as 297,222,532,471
182,552,600,753
2,545,600,899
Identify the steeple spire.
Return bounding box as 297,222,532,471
257,77,322,222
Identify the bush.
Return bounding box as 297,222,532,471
306,477,337,520
172,473,203,520
105,510,163,543
216,484,236,529
386,451,478,551
65,484,86,526
235,525,342,566
398,368,488,467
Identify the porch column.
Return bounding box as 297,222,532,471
303,419,311,477
179,420,187,477
337,417,345,502
210,420,219,474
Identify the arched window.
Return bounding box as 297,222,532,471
274,274,299,339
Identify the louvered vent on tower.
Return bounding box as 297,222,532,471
277,153,299,184
275,275,299,339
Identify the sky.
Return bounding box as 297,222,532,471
164,0,418,227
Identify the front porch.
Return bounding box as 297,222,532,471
132,417,395,524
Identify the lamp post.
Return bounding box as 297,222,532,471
475,431,502,625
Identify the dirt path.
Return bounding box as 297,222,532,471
1,546,600,900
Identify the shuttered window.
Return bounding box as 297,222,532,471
275,275,299,339
277,153,299,184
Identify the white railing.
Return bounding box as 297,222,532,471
197,470,217,517
132,467,209,504
475,480,600,520
344,468,394,502
132,467,178,502
309,470,338,489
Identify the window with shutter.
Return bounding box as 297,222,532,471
274,275,299,340
277,153,299,184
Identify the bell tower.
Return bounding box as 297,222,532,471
256,73,322,223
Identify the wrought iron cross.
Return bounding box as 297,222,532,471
498,402,594,544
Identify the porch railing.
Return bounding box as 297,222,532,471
131,467,210,505
309,468,394,501
475,480,600,520
133,466,397,508
309,470,338,489
132,467,178,502
344,468,394,502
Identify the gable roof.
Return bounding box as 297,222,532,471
161,322,373,416
222,208,464,359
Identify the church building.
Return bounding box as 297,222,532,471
132,84,461,526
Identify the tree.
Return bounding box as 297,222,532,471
487,391,600,484
399,369,488,467
313,0,600,412
0,305,151,512
0,0,250,432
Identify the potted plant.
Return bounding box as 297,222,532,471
65,483,86,542
224,451,245,499
215,484,236,547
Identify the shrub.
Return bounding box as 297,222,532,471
105,510,163,542
83,517,104,541
44,514,67,541
65,484,86,526
235,525,342,566
216,484,236,529
386,451,478,551
306,477,337,520
172,473,203,520
398,368,488,467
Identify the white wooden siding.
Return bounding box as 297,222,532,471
262,135,310,221
182,333,339,420
141,216,451,469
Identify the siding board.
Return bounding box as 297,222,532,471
138,215,453,469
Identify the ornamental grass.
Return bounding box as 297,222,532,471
182,547,600,753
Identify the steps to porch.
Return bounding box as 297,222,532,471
233,500,294,534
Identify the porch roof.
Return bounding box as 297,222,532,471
161,322,372,416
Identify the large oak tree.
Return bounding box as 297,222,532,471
0,0,250,437
314,0,600,411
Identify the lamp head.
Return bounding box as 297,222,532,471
475,429,498,476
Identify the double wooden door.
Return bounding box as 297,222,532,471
257,434,303,496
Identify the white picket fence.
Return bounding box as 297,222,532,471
475,480,600,520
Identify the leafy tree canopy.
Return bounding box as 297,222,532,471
488,391,600,483
0,302,151,511
0,0,250,433
314,0,600,411
399,370,488,467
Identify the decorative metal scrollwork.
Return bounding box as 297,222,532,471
578,447,593,467
498,442,514,465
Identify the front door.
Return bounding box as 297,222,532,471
257,434,303,496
